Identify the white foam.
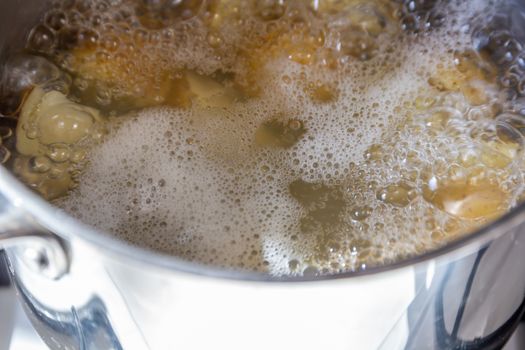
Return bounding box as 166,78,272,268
54,0,520,275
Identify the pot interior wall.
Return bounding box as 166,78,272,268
0,0,47,78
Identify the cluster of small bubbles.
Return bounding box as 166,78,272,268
135,0,204,29
396,0,447,33
50,6,481,276
3,0,523,276
15,0,422,112
470,1,525,99
320,0,400,62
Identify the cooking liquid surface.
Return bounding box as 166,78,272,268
2,0,525,276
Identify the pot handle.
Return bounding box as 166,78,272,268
0,191,69,280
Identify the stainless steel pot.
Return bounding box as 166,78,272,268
2,1,525,349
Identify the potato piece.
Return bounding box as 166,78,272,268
16,87,103,156
424,178,507,220
14,86,105,199
428,69,463,92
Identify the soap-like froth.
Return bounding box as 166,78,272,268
53,0,525,275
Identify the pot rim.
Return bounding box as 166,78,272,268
1,164,524,282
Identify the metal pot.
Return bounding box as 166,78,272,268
1,1,525,349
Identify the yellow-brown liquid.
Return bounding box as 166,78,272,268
2,0,525,275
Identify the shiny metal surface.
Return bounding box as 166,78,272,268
0,287,15,350
0,195,68,280
5,189,525,349
0,0,525,349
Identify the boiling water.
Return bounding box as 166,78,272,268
2,0,525,276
